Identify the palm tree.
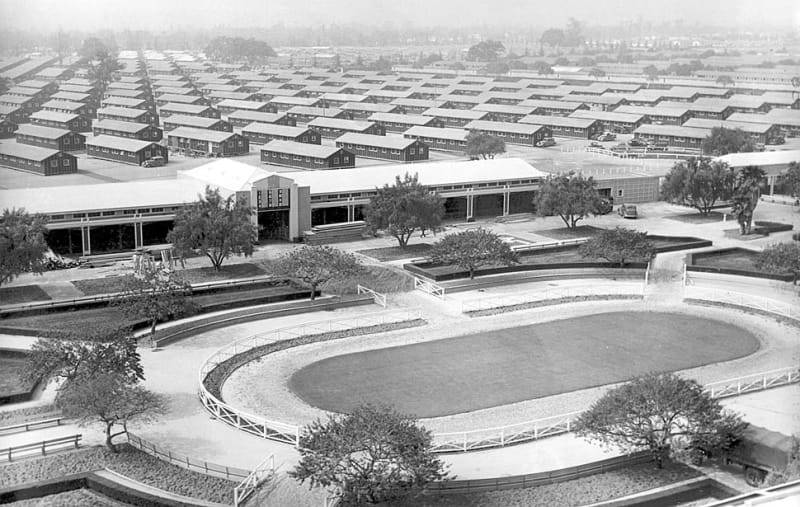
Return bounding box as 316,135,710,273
731,166,766,235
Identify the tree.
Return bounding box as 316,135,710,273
660,158,734,216
715,75,735,87
112,263,193,340
429,228,519,280
532,61,553,75
204,36,276,67
575,373,747,468
56,373,167,452
1,208,49,286
466,40,505,62
273,246,362,301
79,37,121,84
766,439,800,486
290,404,449,505
731,166,766,235
588,67,606,78
167,186,258,272
579,227,655,267
26,324,143,386
778,161,800,197
702,127,755,156
564,18,585,47
364,173,444,249
465,132,506,160
643,65,660,86
540,28,565,49
485,61,510,75
534,172,604,229
755,242,800,284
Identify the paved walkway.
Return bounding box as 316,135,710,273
2,200,800,506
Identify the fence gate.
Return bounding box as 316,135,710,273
413,277,445,300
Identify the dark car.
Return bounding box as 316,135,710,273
597,198,614,215
141,156,166,168
597,132,616,142
628,138,648,147
536,137,556,147
618,204,638,218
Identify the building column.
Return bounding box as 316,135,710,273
769,175,775,195
466,192,474,222
347,198,355,222
502,189,510,216
81,225,91,256
134,220,143,249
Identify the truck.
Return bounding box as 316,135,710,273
694,425,796,487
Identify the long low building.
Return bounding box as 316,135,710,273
161,115,232,132
421,107,490,128
464,120,551,147
0,143,77,175
403,125,469,152
260,140,355,169
335,132,429,162
29,110,92,132
518,114,602,139
86,135,168,166
216,99,274,116
681,118,779,144
15,124,86,151
367,112,443,133
159,103,220,119
340,101,403,120
97,106,158,126
306,117,385,138
166,127,249,157
286,106,352,124
92,119,163,142
569,110,646,134
228,110,296,128
632,124,710,149
241,123,321,145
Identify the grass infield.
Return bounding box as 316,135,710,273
288,311,759,418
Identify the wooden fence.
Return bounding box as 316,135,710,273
2,434,81,461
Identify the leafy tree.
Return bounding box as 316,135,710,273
290,404,449,505
660,158,734,215
540,28,565,48
778,161,800,197
564,18,585,47
554,57,571,66
466,40,505,62
167,186,258,272
575,373,747,468
204,36,276,67
465,132,506,160
429,228,519,280
731,166,766,235
485,61,510,75
26,324,143,386
532,61,553,75
715,75,734,87
79,37,121,84
588,67,606,78
643,65,660,86
56,373,167,452
579,227,655,267
112,263,193,341
702,127,755,156
577,57,597,67
766,439,800,486
364,173,444,249
273,246,362,301
755,242,800,284
1,208,49,286
533,172,604,229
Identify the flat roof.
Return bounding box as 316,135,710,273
570,110,646,123
30,110,81,122
180,159,274,192
160,103,213,113
241,123,310,137
98,106,149,118
307,117,376,130
167,127,238,143
0,142,63,160
519,114,599,128
93,119,152,133
216,99,270,110
261,140,345,158
86,135,160,152
15,124,80,139
422,108,490,120
404,125,469,141
282,157,546,195
464,120,547,135
717,150,800,169
367,112,436,125
633,124,710,138
336,132,417,149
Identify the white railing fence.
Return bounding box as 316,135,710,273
413,276,446,299
684,285,800,321
233,455,275,507
357,284,387,308
198,309,422,445
705,367,800,399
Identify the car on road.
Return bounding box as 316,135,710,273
618,204,638,219
536,137,557,147
628,138,648,147
141,156,166,168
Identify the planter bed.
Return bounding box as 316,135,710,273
0,350,40,405
687,247,795,282
0,445,235,505
0,285,51,306
405,235,709,282
357,244,433,262
465,294,644,317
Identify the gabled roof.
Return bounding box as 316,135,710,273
307,117,376,130
42,99,86,111
570,110,646,123
464,120,548,135
162,115,227,128
167,127,240,143
15,124,82,139
98,106,150,119
633,124,709,138
367,112,437,125
86,135,160,152
261,140,347,159
30,110,83,122
93,119,153,133
0,142,62,161
216,99,270,110
422,108,490,120
519,114,599,128
336,132,418,149
160,103,214,113
241,123,310,137
404,125,469,141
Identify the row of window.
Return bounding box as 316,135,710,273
0,154,71,167
266,152,350,165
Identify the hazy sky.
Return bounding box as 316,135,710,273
1,0,799,31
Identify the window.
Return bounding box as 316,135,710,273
334,157,339,164
617,189,624,197
50,159,57,167
103,211,116,216
64,138,70,145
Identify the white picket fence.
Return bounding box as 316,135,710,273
357,284,387,307
233,455,275,507
413,276,446,299
684,285,800,322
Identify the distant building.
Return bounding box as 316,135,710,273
464,120,552,146
30,110,92,132
15,124,86,151
260,140,355,169
403,125,469,152
632,124,709,149
367,112,443,133
307,117,385,138
241,123,321,145
92,119,163,142
335,132,429,162
0,143,77,175
159,103,220,119
86,135,168,166
162,115,232,132
97,106,158,126
167,127,249,157
518,114,601,139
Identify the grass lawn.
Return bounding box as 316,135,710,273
357,243,433,261
0,285,51,305
71,263,267,296
0,352,36,398
691,249,767,272
387,462,705,507
535,225,605,240
322,266,415,295
666,211,728,224
288,312,758,418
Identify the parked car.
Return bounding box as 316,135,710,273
536,138,556,147
647,141,669,152
618,204,638,218
589,141,605,149
628,138,648,147
597,132,617,142
768,136,785,145
597,198,614,215
141,156,166,168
